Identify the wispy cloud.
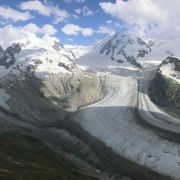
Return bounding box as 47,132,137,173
97,26,115,35
0,23,57,45
100,0,180,39
64,0,87,3
24,23,57,35
106,20,113,24
62,23,93,36
75,6,93,16
19,0,70,24
0,6,32,22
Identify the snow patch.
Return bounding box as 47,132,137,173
159,62,180,83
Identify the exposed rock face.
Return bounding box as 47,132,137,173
150,57,180,114
0,44,21,68
52,41,76,59
41,71,103,111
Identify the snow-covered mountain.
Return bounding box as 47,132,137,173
74,33,180,69
64,44,91,59
0,35,103,123
0,35,76,79
1,33,180,180
0,35,131,180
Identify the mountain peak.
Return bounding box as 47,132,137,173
0,36,77,79
73,33,180,69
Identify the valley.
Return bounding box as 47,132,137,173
73,52,180,179
1,0,180,179
0,33,180,180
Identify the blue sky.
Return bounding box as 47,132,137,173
0,0,126,45
0,0,179,45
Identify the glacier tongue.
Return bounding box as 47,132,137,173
74,36,180,179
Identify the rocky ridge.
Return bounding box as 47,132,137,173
150,57,180,115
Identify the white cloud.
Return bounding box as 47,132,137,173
24,23,57,35
100,0,180,39
42,24,57,35
97,26,115,35
20,0,70,24
68,38,74,42
52,6,70,24
64,0,87,3
62,24,81,35
23,23,41,34
0,25,33,44
62,23,93,36
106,20,113,24
20,0,50,16
75,6,93,16
81,28,93,36
0,6,32,22
72,14,79,19
0,23,57,45
75,9,81,15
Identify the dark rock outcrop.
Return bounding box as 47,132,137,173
150,57,180,114
0,44,21,68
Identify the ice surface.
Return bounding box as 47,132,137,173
74,50,180,179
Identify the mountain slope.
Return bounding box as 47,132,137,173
75,33,180,69
0,35,104,123
1,33,180,180
0,36,114,179
0,130,101,180
73,34,180,179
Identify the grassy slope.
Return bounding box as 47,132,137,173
0,131,99,180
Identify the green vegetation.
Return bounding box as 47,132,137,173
0,131,99,180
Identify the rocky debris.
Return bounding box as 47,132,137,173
58,61,76,71
40,69,104,112
34,59,43,65
137,49,149,58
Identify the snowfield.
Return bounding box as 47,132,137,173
74,53,180,179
